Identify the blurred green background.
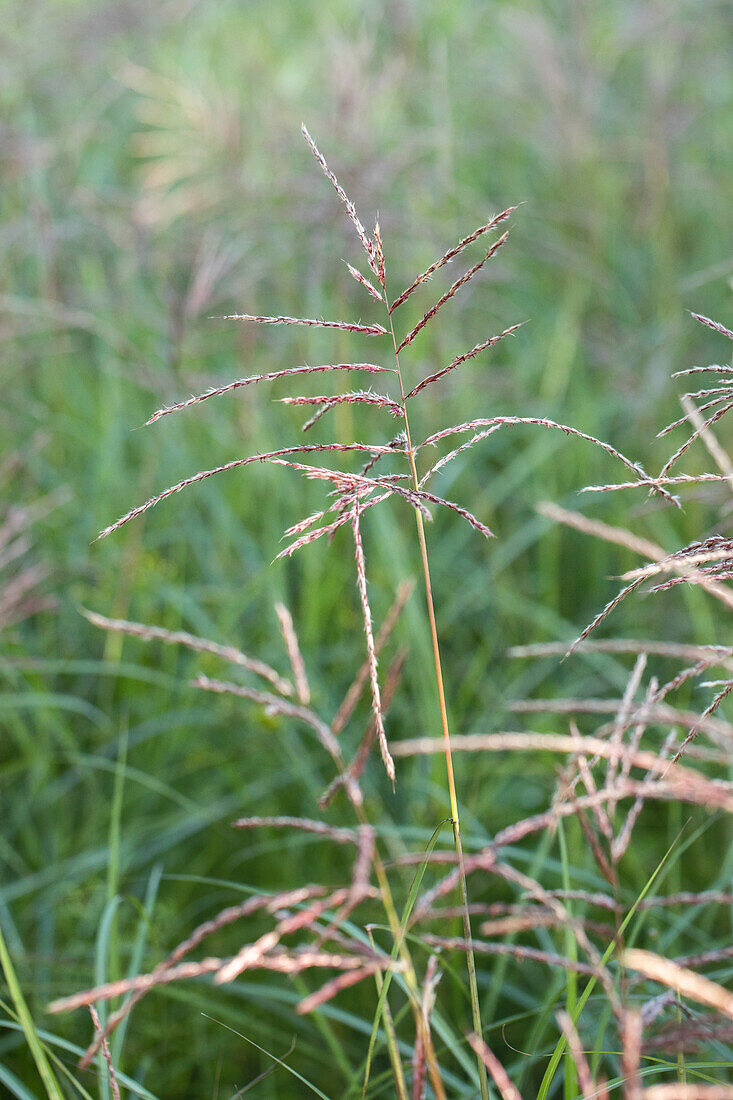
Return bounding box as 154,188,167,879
2,0,733,1095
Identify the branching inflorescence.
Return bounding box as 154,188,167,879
57,128,733,1097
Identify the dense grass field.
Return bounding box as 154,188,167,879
3,1,733,1096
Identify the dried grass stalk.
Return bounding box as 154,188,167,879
623,949,733,1020
274,602,310,703
83,608,293,695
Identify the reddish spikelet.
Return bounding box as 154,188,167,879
269,458,493,536
621,1010,643,1100
321,649,408,808
275,492,391,561
691,312,733,341
390,206,516,312
281,391,404,418
570,581,671,650
219,312,387,336
146,364,390,423
345,261,383,302
301,124,378,275
275,603,310,703
674,364,733,377
395,233,509,354
95,444,396,541
466,1035,524,1100
351,502,394,784
89,1007,121,1100
406,324,524,400
215,889,352,984
658,394,732,439
331,580,412,736
421,936,596,975
412,955,441,1100
374,221,385,288
284,508,327,538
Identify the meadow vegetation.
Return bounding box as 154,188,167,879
2,2,733,1096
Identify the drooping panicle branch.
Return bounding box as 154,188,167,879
83,608,293,695
351,500,394,784
95,443,397,541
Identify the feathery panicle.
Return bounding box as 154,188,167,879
691,312,733,341
351,501,394,784
390,207,516,312
146,364,390,423
420,427,502,485
280,390,404,418
268,458,492,535
345,261,383,302
219,312,387,336
581,472,729,494
396,233,509,354
82,608,293,695
406,324,524,400
301,124,378,275
274,603,310,704
95,444,397,540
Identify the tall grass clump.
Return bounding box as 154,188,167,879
46,128,733,1098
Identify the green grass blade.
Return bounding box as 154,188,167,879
0,924,64,1100
536,829,685,1100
